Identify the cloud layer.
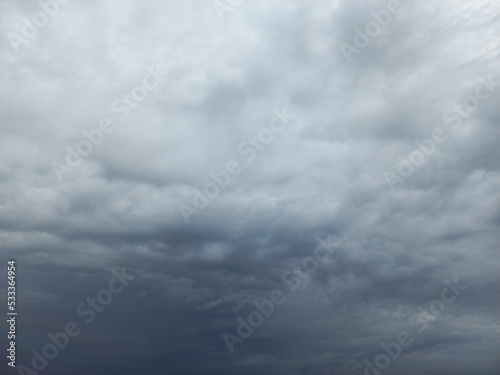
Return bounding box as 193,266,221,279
1,0,499,374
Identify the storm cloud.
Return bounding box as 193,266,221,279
0,0,499,374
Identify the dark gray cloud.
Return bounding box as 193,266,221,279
1,0,499,374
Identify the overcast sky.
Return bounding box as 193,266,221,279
1,0,499,374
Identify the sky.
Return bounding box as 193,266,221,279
0,0,499,374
